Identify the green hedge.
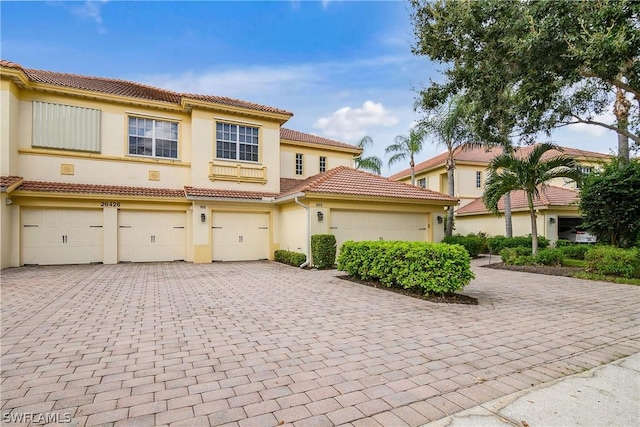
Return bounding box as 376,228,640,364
311,234,337,269
274,250,307,267
500,247,563,266
585,247,640,278
556,244,593,260
487,235,550,253
337,240,475,296
442,233,486,258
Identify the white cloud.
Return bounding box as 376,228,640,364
50,0,109,33
313,100,399,141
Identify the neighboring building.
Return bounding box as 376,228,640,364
0,60,456,268
389,145,610,244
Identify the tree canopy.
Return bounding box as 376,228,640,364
386,127,427,185
410,0,639,161
579,159,640,247
354,136,383,175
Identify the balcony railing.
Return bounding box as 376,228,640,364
209,161,267,184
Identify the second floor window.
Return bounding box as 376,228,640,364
319,156,327,173
418,177,426,188
296,153,303,175
216,123,259,162
476,171,482,188
129,117,178,159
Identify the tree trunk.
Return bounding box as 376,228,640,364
504,192,513,238
445,155,455,237
528,192,538,256
410,156,415,186
614,87,631,168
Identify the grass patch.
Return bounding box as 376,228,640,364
562,259,588,268
571,271,640,286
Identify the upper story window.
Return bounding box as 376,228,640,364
417,177,427,188
319,156,327,173
296,153,303,175
128,117,178,159
216,123,259,162
476,171,482,188
32,101,101,152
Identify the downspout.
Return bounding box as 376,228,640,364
294,197,311,268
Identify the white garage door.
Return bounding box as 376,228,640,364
330,210,428,248
212,212,269,261
22,208,103,265
118,211,186,262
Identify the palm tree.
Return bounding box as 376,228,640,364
386,126,426,185
420,95,474,237
483,143,582,255
354,135,383,175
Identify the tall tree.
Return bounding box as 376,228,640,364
483,143,582,255
410,0,639,166
420,95,473,237
354,135,383,175
579,159,640,247
386,127,427,185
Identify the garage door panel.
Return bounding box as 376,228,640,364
22,209,103,265
212,212,269,261
330,210,428,248
118,211,186,262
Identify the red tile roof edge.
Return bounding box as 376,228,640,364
280,128,360,151
456,186,579,215
14,180,186,198
184,187,279,200
1,60,291,116
1,176,24,192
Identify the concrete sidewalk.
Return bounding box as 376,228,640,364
424,352,640,427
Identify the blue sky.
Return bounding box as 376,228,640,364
1,0,619,175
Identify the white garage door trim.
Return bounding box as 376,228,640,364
22,208,104,265
330,210,428,248
118,210,186,263
212,211,270,261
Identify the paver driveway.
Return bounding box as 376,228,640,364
1,259,639,426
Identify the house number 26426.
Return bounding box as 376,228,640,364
101,201,121,207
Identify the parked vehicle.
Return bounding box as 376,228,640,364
558,226,597,243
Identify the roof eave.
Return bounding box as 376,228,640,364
181,97,293,124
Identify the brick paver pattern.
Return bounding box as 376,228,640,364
1,259,639,426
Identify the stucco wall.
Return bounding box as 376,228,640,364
280,144,353,179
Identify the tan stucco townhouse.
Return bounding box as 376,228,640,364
0,60,457,268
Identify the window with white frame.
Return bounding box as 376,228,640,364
476,171,482,188
216,122,259,162
417,177,427,188
296,153,304,175
319,156,327,173
128,117,178,159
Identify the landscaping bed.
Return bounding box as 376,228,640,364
482,262,582,277
337,275,478,305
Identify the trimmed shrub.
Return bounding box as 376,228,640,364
274,250,307,267
499,247,531,265
556,244,593,260
442,233,485,258
487,235,550,253
311,234,337,269
337,240,475,295
585,246,640,278
535,248,564,266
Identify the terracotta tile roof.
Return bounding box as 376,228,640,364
456,185,579,215
389,144,611,180
183,94,292,116
1,60,291,116
280,128,360,151
1,176,23,192
185,187,278,200
280,178,305,193
278,166,457,203
15,180,186,198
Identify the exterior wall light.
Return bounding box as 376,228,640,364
201,213,206,222
549,217,556,224
317,211,324,222
437,216,443,224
